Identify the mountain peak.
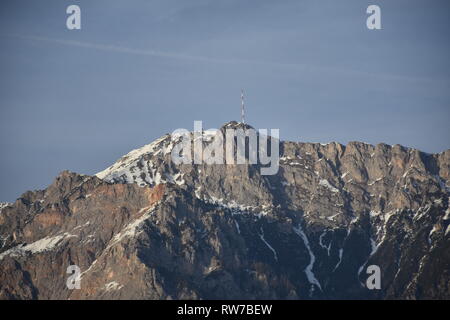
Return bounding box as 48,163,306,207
220,121,254,131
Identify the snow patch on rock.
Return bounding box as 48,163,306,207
319,179,339,193
0,232,77,261
104,281,124,291
293,225,322,294
259,227,278,262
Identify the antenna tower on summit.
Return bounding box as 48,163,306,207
241,89,245,124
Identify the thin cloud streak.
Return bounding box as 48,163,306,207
3,33,443,86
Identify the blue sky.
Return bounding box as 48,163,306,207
0,0,449,201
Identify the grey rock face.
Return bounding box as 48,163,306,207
0,122,449,299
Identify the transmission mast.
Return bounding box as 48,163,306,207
241,89,245,124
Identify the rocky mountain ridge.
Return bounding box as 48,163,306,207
0,121,449,299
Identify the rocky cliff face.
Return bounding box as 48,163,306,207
0,122,449,299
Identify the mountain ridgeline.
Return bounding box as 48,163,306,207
0,122,449,299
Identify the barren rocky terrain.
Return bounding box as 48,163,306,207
0,122,449,299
